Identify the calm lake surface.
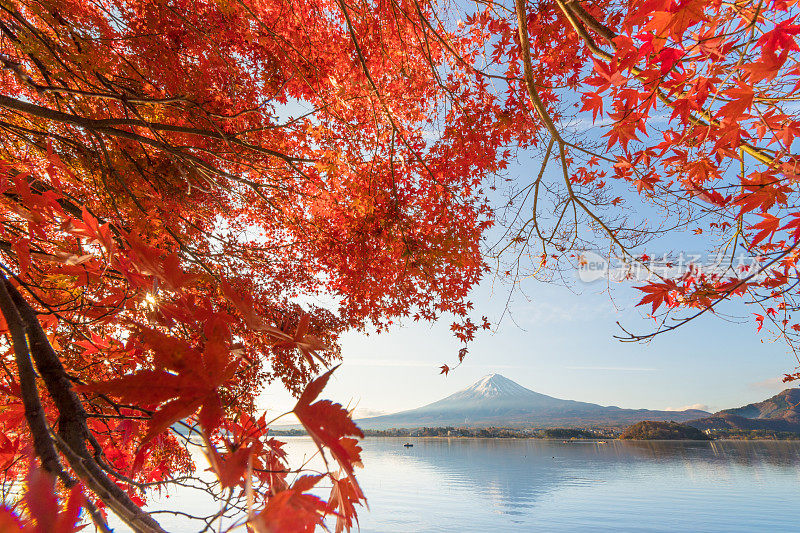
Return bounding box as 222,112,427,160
135,437,800,532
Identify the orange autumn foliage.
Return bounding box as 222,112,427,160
1,0,800,530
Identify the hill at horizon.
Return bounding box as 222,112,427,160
620,421,711,440
355,374,710,429
688,388,800,432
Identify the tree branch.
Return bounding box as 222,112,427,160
1,275,167,533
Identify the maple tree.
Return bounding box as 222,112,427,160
2,0,800,530
466,0,800,379
0,0,497,530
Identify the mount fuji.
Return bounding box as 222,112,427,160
356,374,710,429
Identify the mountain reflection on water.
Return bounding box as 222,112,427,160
348,438,800,532
127,437,800,532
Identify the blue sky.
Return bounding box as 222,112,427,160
264,263,796,420
259,148,798,422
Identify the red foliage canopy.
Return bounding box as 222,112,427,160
1,0,800,529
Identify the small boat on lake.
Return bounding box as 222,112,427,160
403,443,414,448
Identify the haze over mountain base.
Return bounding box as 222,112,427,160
356,374,711,429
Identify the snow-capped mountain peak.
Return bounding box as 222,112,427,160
355,373,711,429
438,373,554,404
463,374,533,399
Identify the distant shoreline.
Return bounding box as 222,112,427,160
270,428,800,441
273,434,800,442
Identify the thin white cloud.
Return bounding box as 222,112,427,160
566,366,657,372
749,376,787,390
352,407,388,418
343,358,518,370
515,301,615,325
665,403,709,412
344,359,432,368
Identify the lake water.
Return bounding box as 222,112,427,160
128,437,800,532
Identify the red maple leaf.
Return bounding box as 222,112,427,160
251,476,327,533
749,214,781,248
293,367,364,483
83,315,241,443
580,92,604,122
1,467,85,533
634,280,681,313
327,473,366,533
